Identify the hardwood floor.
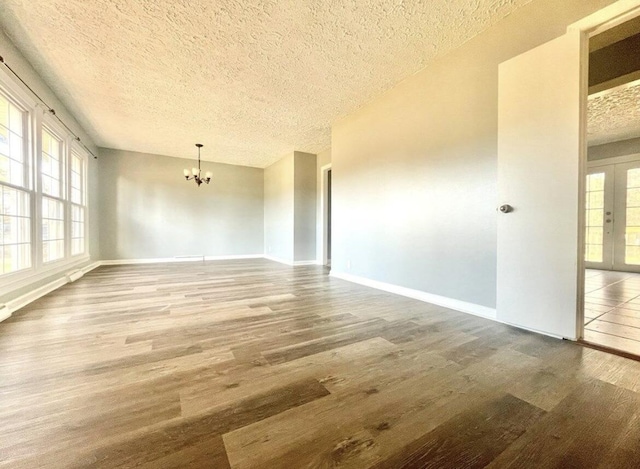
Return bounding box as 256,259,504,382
2,260,640,468
584,269,640,356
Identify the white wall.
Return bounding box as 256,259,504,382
331,0,616,309
99,148,264,260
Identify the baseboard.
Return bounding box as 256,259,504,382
100,254,264,266
205,254,264,261
2,261,101,321
0,305,10,322
264,255,319,266
330,271,497,320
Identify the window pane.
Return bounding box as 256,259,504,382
0,125,9,158
586,244,603,263
42,196,64,262
9,104,22,136
41,128,62,198
1,185,31,274
629,168,640,189
71,204,85,255
0,155,8,183
585,172,606,264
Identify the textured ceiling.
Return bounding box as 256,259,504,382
588,80,640,146
0,0,532,167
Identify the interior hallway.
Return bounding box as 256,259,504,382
585,269,640,355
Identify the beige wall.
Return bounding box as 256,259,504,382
99,149,264,260
264,153,295,262
331,0,616,308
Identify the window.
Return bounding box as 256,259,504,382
0,91,31,275
0,70,91,289
70,151,86,255
41,127,65,263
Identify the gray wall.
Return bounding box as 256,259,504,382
588,137,640,161
264,151,317,263
264,153,295,262
98,148,264,260
331,0,615,309
294,152,317,261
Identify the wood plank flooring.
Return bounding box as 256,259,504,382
2,259,640,468
584,269,640,355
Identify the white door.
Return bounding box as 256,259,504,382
613,161,640,272
497,31,583,339
585,166,614,270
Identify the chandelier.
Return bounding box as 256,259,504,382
183,144,212,186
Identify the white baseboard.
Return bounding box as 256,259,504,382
101,254,264,266
330,271,497,320
264,255,319,266
0,305,9,322
2,261,101,321
293,260,319,266
205,254,264,261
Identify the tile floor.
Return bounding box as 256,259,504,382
584,269,640,356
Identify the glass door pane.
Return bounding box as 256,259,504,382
625,168,640,265
586,172,605,263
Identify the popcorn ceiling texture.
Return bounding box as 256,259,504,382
588,81,640,146
0,0,531,167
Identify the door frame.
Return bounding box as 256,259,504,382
572,0,640,339
320,163,332,266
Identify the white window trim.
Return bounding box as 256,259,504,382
0,67,90,297
70,142,89,258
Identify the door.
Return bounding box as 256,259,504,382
613,161,640,272
585,166,614,270
497,31,583,339
585,160,640,273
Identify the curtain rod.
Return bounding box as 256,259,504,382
0,55,98,159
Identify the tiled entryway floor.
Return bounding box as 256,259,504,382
584,269,640,356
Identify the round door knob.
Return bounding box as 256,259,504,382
499,204,514,213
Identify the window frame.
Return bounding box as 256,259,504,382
0,66,90,297
0,66,36,284
40,119,67,265
69,144,88,258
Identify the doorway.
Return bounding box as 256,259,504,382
586,158,640,272
320,164,332,267
581,9,640,355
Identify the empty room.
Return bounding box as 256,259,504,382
2,0,640,468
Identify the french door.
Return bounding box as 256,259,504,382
586,159,640,273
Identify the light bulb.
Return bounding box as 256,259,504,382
183,169,190,176
192,167,199,175
205,171,212,179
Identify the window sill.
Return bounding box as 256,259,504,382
0,254,91,299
